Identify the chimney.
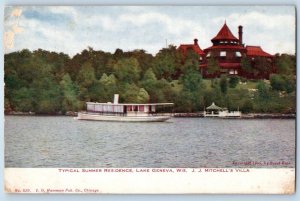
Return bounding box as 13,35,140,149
238,25,243,46
194,38,198,45
113,94,119,104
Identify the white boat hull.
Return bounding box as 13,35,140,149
75,112,171,122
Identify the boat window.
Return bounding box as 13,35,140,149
87,104,94,112
151,106,156,112
139,105,144,112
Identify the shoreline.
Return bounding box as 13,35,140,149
5,111,296,119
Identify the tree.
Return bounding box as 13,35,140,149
99,73,117,86
143,68,157,81
229,76,239,88
122,83,140,102
242,99,254,113
140,68,158,100
181,49,200,73
219,75,228,94
129,49,154,74
253,57,273,78
31,77,62,114
270,74,295,93
175,91,194,112
256,81,270,101
203,87,224,108
60,73,79,112
275,54,295,75
11,87,33,112
241,56,252,73
178,68,205,111
98,73,118,102
270,74,286,91
181,68,204,92
113,57,141,83
206,57,219,74
137,88,150,103
153,45,180,80
283,75,296,93
76,62,96,87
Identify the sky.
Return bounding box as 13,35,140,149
3,6,296,57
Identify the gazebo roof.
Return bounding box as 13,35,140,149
206,102,223,110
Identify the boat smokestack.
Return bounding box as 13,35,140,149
114,94,119,104
238,25,243,46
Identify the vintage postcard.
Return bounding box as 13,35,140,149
3,5,295,194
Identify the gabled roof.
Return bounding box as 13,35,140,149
179,42,205,56
211,23,239,42
246,46,273,57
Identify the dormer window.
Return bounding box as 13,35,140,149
220,51,226,57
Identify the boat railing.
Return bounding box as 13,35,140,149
85,111,127,116
83,110,172,117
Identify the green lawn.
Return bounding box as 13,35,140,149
171,78,269,91
202,78,269,90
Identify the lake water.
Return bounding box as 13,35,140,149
4,116,295,168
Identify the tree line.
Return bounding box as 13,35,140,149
4,46,296,114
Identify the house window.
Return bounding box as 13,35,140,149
224,41,228,44
206,52,211,57
235,52,242,57
229,69,235,74
229,69,238,75
199,56,203,61
220,41,224,44
220,51,226,57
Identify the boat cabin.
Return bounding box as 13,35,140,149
86,94,173,117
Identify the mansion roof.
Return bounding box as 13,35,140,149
246,46,273,57
211,23,239,42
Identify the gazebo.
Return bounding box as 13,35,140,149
204,102,242,118
204,102,224,117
